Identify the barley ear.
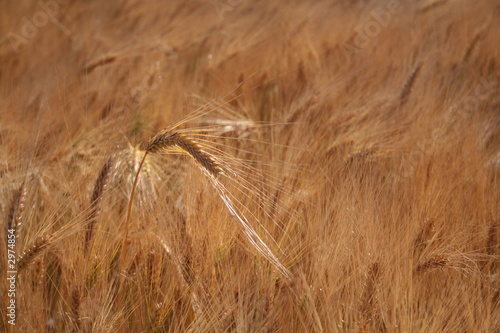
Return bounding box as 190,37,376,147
414,255,449,274
71,287,81,331
85,157,113,254
462,27,487,63
82,55,117,74
7,180,27,233
147,130,222,178
399,63,422,106
413,218,436,257
17,235,52,271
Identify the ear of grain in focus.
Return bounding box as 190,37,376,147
1,0,499,332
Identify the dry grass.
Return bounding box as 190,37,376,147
1,0,500,332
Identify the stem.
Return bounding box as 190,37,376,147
117,151,148,307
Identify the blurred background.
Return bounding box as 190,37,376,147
1,1,499,332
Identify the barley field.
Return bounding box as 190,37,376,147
1,0,499,332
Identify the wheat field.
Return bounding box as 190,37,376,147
1,0,499,332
